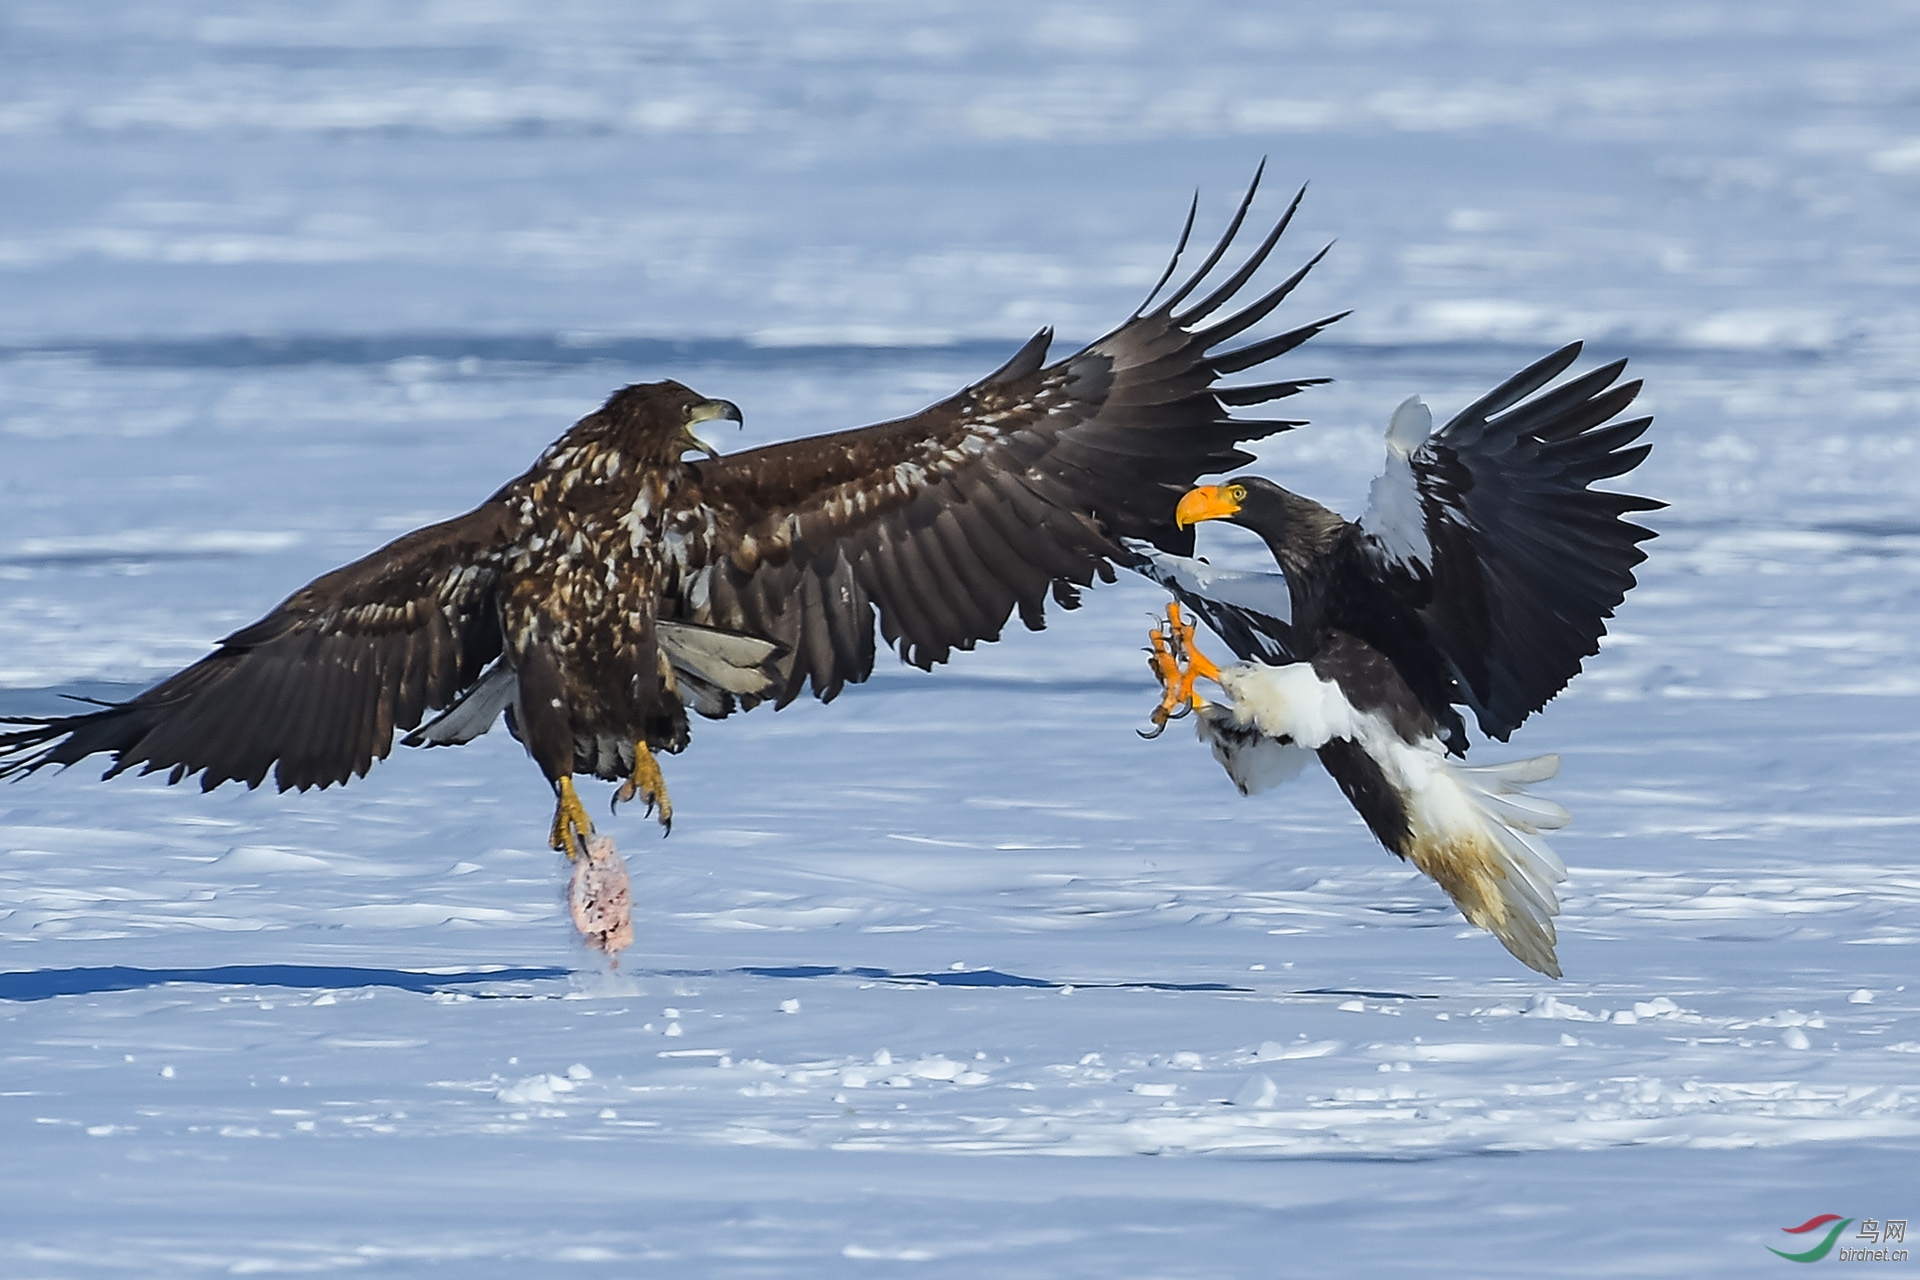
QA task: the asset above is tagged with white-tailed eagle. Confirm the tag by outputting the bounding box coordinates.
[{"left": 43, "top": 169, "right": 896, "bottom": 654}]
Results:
[{"left": 1, "top": 171, "right": 1344, "bottom": 871}]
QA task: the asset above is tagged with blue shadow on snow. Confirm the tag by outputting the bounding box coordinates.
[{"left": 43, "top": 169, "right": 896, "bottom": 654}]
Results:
[
  {"left": 735, "top": 965, "right": 1251, "bottom": 993},
  {"left": 0, "top": 964, "right": 569, "bottom": 1003},
  {"left": 0, "top": 965, "right": 1442, "bottom": 1002}
]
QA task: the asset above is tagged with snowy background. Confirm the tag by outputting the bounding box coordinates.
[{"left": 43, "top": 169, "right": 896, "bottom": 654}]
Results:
[{"left": 3, "top": 2, "right": 1919, "bottom": 1275}]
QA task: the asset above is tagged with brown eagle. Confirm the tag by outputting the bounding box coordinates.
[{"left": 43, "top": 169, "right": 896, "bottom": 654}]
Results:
[{"left": 0, "top": 172, "right": 1343, "bottom": 859}]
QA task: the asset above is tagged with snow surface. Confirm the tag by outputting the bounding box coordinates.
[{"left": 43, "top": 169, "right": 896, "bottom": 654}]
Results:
[{"left": 4, "top": 2, "right": 1920, "bottom": 1275}]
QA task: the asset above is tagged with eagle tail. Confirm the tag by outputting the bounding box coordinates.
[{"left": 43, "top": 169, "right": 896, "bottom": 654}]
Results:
[{"left": 1403, "top": 751, "right": 1570, "bottom": 979}]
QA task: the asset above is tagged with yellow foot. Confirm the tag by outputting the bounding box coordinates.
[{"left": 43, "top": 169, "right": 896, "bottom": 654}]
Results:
[
  {"left": 549, "top": 774, "right": 595, "bottom": 857},
  {"left": 613, "top": 740, "right": 673, "bottom": 835},
  {"left": 1140, "top": 602, "right": 1224, "bottom": 739},
  {"left": 1140, "top": 622, "right": 1189, "bottom": 738},
  {"left": 1166, "top": 602, "right": 1223, "bottom": 688}
]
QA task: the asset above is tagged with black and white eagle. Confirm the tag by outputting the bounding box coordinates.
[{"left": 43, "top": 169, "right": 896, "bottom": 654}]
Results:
[
  {"left": 0, "top": 172, "right": 1345, "bottom": 863},
  {"left": 1133, "top": 343, "right": 1660, "bottom": 977}
]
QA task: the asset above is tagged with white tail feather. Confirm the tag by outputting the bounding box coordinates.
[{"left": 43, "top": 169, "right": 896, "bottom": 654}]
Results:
[
  {"left": 1473, "top": 787, "right": 1572, "bottom": 834},
  {"left": 1195, "top": 659, "right": 1574, "bottom": 976},
  {"left": 1456, "top": 753, "right": 1562, "bottom": 787},
  {"left": 1410, "top": 750, "right": 1570, "bottom": 978}
]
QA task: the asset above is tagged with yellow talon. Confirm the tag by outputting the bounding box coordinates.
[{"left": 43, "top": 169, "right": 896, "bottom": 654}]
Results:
[
  {"left": 1142, "top": 603, "right": 1223, "bottom": 737},
  {"left": 550, "top": 775, "right": 595, "bottom": 857},
  {"left": 614, "top": 741, "right": 673, "bottom": 834},
  {"left": 1147, "top": 625, "right": 1183, "bottom": 692},
  {"left": 1166, "top": 602, "right": 1223, "bottom": 689}
]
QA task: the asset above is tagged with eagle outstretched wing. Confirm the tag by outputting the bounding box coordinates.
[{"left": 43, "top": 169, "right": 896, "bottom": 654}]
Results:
[
  {"left": 666, "top": 175, "right": 1343, "bottom": 707},
  {"left": 1355, "top": 342, "right": 1663, "bottom": 740},
  {"left": 0, "top": 506, "right": 510, "bottom": 791},
  {"left": 2, "top": 172, "right": 1342, "bottom": 797}
]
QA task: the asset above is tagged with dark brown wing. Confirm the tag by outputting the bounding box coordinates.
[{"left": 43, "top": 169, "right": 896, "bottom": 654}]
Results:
[
  {"left": 0, "top": 506, "right": 511, "bottom": 791},
  {"left": 664, "top": 172, "right": 1345, "bottom": 707}
]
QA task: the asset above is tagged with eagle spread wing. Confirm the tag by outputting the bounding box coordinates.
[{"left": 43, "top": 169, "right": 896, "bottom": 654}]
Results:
[
  {"left": 665, "top": 174, "right": 1342, "bottom": 707},
  {"left": 1140, "top": 346, "right": 1662, "bottom": 976},
  {"left": 1141, "top": 342, "right": 1661, "bottom": 742},
  {"left": 2, "top": 170, "right": 1342, "bottom": 804},
  {"left": 0, "top": 506, "right": 510, "bottom": 791},
  {"left": 1354, "top": 341, "right": 1662, "bottom": 739}
]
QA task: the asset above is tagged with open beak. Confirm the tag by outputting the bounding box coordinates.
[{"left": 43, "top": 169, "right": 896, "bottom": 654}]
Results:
[
  {"left": 1175, "top": 484, "right": 1242, "bottom": 529},
  {"left": 682, "top": 398, "right": 743, "bottom": 460}
]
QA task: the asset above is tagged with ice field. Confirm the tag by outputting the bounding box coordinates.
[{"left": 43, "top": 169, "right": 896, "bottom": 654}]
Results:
[{"left": 2, "top": 3, "right": 1919, "bottom": 1275}]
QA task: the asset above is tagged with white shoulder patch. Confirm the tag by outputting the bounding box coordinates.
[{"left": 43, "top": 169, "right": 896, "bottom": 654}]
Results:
[
  {"left": 1360, "top": 395, "right": 1433, "bottom": 569},
  {"left": 1385, "top": 394, "right": 1432, "bottom": 455}
]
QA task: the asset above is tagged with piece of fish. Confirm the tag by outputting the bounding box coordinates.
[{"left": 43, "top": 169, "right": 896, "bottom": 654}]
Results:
[{"left": 567, "top": 835, "right": 634, "bottom": 959}]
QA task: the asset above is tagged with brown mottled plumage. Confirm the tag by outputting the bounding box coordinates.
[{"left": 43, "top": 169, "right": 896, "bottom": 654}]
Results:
[{"left": 0, "top": 170, "right": 1345, "bottom": 855}]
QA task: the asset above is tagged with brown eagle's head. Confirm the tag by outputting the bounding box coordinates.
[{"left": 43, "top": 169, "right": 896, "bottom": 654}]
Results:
[{"left": 600, "top": 380, "right": 743, "bottom": 463}]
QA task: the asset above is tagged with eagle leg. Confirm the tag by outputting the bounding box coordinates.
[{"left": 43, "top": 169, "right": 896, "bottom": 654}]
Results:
[
  {"left": 1141, "top": 603, "right": 1222, "bottom": 738},
  {"left": 550, "top": 775, "right": 596, "bottom": 857},
  {"left": 613, "top": 740, "right": 673, "bottom": 835}
]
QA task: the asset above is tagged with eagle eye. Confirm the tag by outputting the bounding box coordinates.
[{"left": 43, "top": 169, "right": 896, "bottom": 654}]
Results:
[{"left": 1227, "top": 483, "right": 1248, "bottom": 504}]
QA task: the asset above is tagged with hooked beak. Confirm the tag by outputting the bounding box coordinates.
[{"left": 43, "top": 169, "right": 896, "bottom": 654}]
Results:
[
  {"left": 682, "top": 398, "right": 744, "bottom": 461},
  {"left": 1175, "top": 484, "right": 1242, "bottom": 530}
]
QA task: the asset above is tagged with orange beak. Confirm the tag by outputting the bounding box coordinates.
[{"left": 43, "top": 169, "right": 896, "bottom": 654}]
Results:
[{"left": 1175, "top": 484, "right": 1243, "bottom": 529}]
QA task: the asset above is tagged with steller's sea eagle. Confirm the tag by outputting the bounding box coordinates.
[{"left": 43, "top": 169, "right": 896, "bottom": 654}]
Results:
[
  {"left": 0, "top": 171, "right": 1344, "bottom": 869},
  {"left": 1132, "top": 343, "right": 1661, "bottom": 976}
]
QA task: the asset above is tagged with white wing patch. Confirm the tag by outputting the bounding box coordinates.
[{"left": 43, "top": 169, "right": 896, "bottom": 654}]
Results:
[
  {"left": 1121, "top": 540, "right": 1294, "bottom": 622},
  {"left": 1360, "top": 394, "right": 1433, "bottom": 570},
  {"left": 1385, "top": 393, "right": 1433, "bottom": 454}
]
